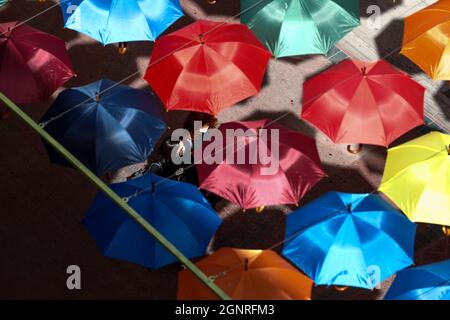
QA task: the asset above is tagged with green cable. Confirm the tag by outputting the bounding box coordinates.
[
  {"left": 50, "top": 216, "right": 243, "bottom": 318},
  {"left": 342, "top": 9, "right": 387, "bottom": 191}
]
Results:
[{"left": 0, "top": 92, "right": 231, "bottom": 300}]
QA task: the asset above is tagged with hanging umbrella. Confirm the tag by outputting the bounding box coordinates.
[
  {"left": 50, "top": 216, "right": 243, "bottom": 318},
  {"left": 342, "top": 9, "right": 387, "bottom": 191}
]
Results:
[
  {"left": 379, "top": 131, "right": 450, "bottom": 226},
  {"left": 385, "top": 259, "right": 450, "bottom": 300},
  {"left": 144, "top": 20, "right": 272, "bottom": 116},
  {"left": 240, "top": 0, "right": 360, "bottom": 58},
  {"left": 0, "top": 22, "right": 75, "bottom": 104},
  {"left": 177, "top": 248, "right": 313, "bottom": 300},
  {"left": 282, "top": 192, "right": 416, "bottom": 289},
  {"left": 196, "top": 119, "right": 326, "bottom": 210},
  {"left": 84, "top": 173, "right": 222, "bottom": 268},
  {"left": 59, "top": 0, "right": 183, "bottom": 45},
  {"left": 401, "top": 0, "right": 450, "bottom": 80},
  {"left": 40, "top": 79, "right": 167, "bottom": 176},
  {"left": 301, "top": 59, "right": 425, "bottom": 147}
]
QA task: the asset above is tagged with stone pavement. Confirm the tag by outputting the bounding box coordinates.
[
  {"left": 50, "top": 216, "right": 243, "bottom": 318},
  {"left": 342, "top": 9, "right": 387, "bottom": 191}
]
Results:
[{"left": 0, "top": 0, "right": 448, "bottom": 300}]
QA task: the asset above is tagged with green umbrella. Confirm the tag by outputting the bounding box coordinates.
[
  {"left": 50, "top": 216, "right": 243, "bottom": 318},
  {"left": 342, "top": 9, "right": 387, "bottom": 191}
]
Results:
[{"left": 241, "top": 0, "right": 360, "bottom": 58}]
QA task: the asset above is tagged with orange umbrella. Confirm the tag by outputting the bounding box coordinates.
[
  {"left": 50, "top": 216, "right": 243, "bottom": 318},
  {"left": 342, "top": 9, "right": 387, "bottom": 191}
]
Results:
[
  {"left": 177, "top": 248, "right": 313, "bottom": 300},
  {"left": 401, "top": 0, "right": 450, "bottom": 80}
]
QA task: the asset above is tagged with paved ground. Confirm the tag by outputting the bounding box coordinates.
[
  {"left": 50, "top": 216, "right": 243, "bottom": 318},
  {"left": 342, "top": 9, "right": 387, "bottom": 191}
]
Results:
[{"left": 0, "top": 0, "right": 449, "bottom": 300}]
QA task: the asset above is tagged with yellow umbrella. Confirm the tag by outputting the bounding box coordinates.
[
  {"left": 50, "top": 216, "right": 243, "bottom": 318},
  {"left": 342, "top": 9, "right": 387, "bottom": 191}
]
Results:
[
  {"left": 401, "top": 0, "right": 450, "bottom": 80},
  {"left": 379, "top": 131, "right": 450, "bottom": 226}
]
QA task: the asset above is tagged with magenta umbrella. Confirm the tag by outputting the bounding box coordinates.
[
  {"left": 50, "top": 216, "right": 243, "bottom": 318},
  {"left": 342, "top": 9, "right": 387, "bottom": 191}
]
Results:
[
  {"left": 0, "top": 22, "right": 75, "bottom": 108},
  {"left": 196, "top": 119, "right": 326, "bottom": 210}
]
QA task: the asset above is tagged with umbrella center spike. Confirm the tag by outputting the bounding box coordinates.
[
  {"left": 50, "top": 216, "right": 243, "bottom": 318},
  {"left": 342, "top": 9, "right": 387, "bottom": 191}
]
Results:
[
  {"left": 4, "top": 27, "right": 12, "bottom": 38},
  {"left": 244, "top": 258, "right": 249, "bottom": 271},
  {"left": 447, "top": 144, "right": 450, "bottom": 156},
  {"left": 94, "top": 92, "right": 100, "bottom": 102},
  {"left": 198, "top": 33, "right": 205, "bottom": 45},
  {"left": 361, "top": 67, "right": 367, "bottom": 77},
  {"left": 347, "top": 203, "right": 352, "bottom": 213}
]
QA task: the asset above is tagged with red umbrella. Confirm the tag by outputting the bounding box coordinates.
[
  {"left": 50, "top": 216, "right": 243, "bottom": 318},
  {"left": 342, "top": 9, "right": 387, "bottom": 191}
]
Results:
[
  {"left": 144, "top": 20, "right": 272, "bottom": 116},
  {"left": 0, "top": 22, "right": 75, "bottom": 105},
  {"left": 196, "top": 119, "right": 325, "bottom": 210},
  {"left": 301, "top": 59, "right": 425, "bottom": 147}
]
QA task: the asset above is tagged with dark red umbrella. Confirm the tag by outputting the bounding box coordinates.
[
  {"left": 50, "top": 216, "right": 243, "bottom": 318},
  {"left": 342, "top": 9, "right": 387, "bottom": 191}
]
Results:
[
  {"left": 144, "top": 20, "right": 272, "bottom": 116},
  {"left": 301, "top": 59, "right": 425, "bottom": 147},
  {"left": 196, "top": 119, "right": 325, "bottom": 210},
  {"left": 0, "top": 22, "right": 75, "bottom": 105}
]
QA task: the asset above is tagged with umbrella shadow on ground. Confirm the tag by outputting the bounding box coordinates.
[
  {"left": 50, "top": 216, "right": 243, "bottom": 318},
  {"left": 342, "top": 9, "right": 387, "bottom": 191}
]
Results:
[
  {"left": 188, "top": 0, "right": 241, "bottom": 18},
  {"left": 360, "top": 0, "right": 404, "bottom": 18},
  {"left": 280, "top": 54, "right": 324, "bottom": 67},
  {"left": 239, "top": 109, "right": 317, "bottom": 138},
  {"left": 301, "top": 162, "right": 377, "bottom": 205},
  {"left": 374, "top": 18, "right": 423, "bottom": 75},
  {"left": 433, "top": 82, "right": 450, "bottom": 122}
]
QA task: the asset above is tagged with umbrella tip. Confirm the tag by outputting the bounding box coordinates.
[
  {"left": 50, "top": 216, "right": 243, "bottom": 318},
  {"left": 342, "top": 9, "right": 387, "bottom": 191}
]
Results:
[
  {"left": 361, "top": 66, "right": 367, "bottom": 76},
  {"left": 198, "top": 33, "right": 205, "bottom": 45},
  {"left": 244, "top": 258, "right": 249, "bottom": 271},
  {"left": 447, "top": 144, "right": 450, "bottom": 155},
  {"left": 347, "top": 203, "right": 352, "bottom": 213},
  {"left": 95, "top": 92, "right": 100, "bottom": 102},
  {"left": 4, "top": 27, "right": 12, "bottom": 38}
]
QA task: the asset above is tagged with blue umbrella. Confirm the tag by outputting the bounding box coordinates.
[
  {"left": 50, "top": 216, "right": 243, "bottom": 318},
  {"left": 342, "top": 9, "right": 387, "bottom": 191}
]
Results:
[
  {"left": 84, "top": 174, "right": 222, "bottom": 268},
  {"left": 59, "top": 0, "right": 183, "bottom": 44},
  {"left": 282, "top": 192, "right": 416, "bottom": 289},
  {"left": 41, "top": 79, "right": 166, "bottom": 176},
  {"left": 385, "top": 259, "right": 450, "bottom": 300}
]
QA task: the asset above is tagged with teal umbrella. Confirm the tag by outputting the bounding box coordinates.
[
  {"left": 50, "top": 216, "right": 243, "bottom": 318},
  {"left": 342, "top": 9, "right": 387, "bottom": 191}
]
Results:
[{"left": 241, "top": 0, "right": 360, "bottom": 58}]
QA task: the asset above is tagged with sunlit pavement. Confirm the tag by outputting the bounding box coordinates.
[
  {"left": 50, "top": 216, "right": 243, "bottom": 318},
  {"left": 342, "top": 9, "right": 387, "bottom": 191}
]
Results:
[{"left": 0, "top": 0, "right": 448, "bottom": 299}]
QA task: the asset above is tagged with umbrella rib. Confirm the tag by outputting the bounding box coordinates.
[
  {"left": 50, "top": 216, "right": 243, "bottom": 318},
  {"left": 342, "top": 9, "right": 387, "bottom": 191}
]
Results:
[
  {"left": 413, "top": 156, "right": 449, "bottom": 219},
  {"left": 351, "top": 212, "right": 414, "bottom": 266},
  {"left": 152, "top": 197, "right": 205, "bottom": 253},
  {"left": 366, "top": 74, "right": 424, "bottom": 120},
  {"left": 381, "top": 146, "right": 446, "bottom": 187},
  {"left": 205, "top": 45, "right": 260, "bottom": 93},
  {"left": 3, "top": 40, "right": 41, "bottom": 95},
  {"left": 402, "top": 7, "right": 450, "bottom": 51}
]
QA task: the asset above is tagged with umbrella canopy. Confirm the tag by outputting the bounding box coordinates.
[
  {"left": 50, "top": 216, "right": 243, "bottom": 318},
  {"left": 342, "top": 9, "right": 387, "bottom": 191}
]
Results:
[
  {"left": 282, "top": 192, "right": 416, "bottom": 289},
  {"left": 301, "top": 59, "right": 425, "bottom": 147},
  {"left": 0, "top": 22, "right": 74, "bottom": 104},
  {"left": 84, "top": 174, "right": 222, "bottom": 269},
  {"left": 384, "top": 259, "right": 450, "bottom": 300},
  {"left": 379, "top": 131, "right": 450, "bottom": 226},
  {"left": 196, "top": 119, "right": 326, "bottom": 209},
  {"left": 41, "top": 79, "right": 167, "bottom": 176},
  {"left": 59, "top": 0, "right": 183, "bottom": 45},
  {"left": 240, "top": 0, "right": 360, "bottom": 58},
  {"left": 144, "top": 20, "right": 272, "bottom": 116},
  {"left": 401, "top": 0, "right": 450, "bottom": 80},
  {"left": 177, "top": 248, "right": 313, "bottom": 300}
]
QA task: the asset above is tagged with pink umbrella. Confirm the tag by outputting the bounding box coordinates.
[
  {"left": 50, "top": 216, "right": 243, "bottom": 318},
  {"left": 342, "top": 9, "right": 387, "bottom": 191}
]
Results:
[
  {"left": 0, "top": 22, "right": 75, "bottom": 111},
  {"left": 196, "top": 119, "right": 325, "bottom": 210}
]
